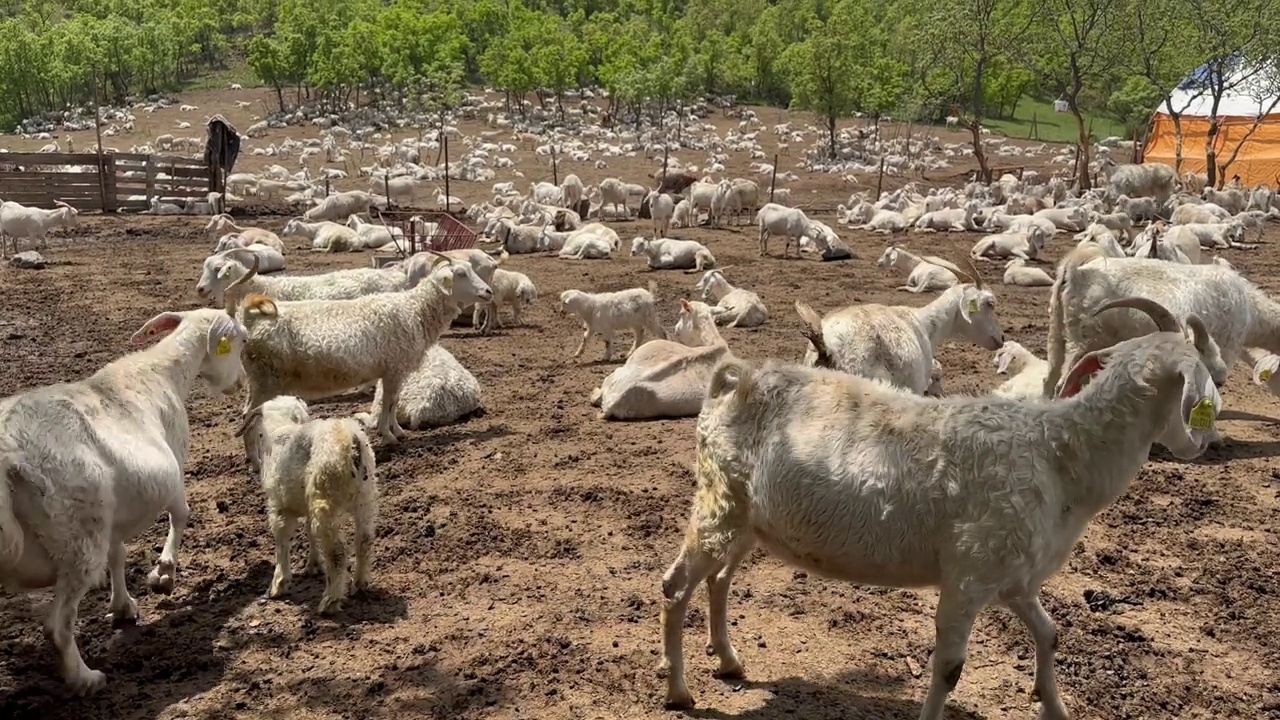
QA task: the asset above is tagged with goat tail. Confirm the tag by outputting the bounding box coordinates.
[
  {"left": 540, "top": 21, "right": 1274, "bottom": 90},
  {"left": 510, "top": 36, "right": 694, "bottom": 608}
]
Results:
[
  {"left": 707, "top": 357, "right": 756, "bottom": 403},
  {"left": 1044, "top": 245, "right": 1102, "bottom": 397},
  {"left": 241, "top": 293, "right": 279, "bottom": 323},
  {"left": 0, "top": 457, "right": 24, "bottom": 565},
  {"left": 350, "top": 425, "right": 376, "bottom": 485}
]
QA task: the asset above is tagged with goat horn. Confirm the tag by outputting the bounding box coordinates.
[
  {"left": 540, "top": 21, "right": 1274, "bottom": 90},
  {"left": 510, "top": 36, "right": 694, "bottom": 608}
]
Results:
[
  {"left": 963, "top": 255, "right": 985, "bottom": 289},
  {"left": 1094, "top": 297, "right": 1182, "bottom": 334},
  {"left": 232, "top": 404, "right": 265, "bottom": 438},
  {"left": 224, "top": 253, "right": 260, "bottom": 296}
]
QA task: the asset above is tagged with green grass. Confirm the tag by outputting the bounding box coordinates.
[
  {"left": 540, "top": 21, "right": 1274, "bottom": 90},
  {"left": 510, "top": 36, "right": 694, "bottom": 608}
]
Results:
[
  {"left": 982, "top": 97, "right": 1126, "bottom": 144},
  {"left": 182, "top": 63, "right": 258, "bottom": 93}
]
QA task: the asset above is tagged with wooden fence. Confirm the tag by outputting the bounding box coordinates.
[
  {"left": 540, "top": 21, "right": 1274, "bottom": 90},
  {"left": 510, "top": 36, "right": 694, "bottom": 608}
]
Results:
[{"left": 0, "top": 151, "right": 213, "bottom": 212}]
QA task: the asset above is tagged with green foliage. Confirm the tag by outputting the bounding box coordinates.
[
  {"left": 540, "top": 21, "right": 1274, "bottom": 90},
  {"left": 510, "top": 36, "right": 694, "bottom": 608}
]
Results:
[{"left": 4, "top": 0, "right": 1280, "bottom": 153}]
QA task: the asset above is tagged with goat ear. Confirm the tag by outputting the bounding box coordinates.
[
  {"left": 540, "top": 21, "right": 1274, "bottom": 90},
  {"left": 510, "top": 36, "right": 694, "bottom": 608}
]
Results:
[
  {"left": 679, "top": 298, "right": 691, "bottom": 313},
  {"left": 132, "top": 312, "right": 184, "bottom": 344},
  {"left": 1253, "top": 354, "right": 1280, "bottom": 385},
  {"left": 995, "top": 351, "right": 1012, "bottom": 375},
  {"left": 1058, "top": 351, "right": 1107, "bottom": 398}
]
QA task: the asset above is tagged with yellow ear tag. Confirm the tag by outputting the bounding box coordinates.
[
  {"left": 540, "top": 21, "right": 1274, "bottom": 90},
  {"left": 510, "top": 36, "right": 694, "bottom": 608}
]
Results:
[
  {"left": 215, "top": 336, "right": 232, "bottom": 356},
  {"left": 1188, "top": 398, "right": 1215, "bottom": 431},
  {"left": 1261, "top": 369, "right": 1273, "bottom": 382},
  {"left": 441, "top": 274, "right": 454, "bottom": 289},
  {"left": 967, "top": 299, "right": 979, "bottom": 314}
]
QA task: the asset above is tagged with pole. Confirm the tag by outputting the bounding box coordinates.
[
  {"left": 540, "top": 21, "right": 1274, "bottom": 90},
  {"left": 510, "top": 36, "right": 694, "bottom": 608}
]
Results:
[
  {"left": 93, "top": 69, "right": 108, "bottom": 212},
  {"left": 384, "top": 171, "right": 391, "bottom": 211},
  {"left": 551, "top": 146, "right": 558, "bottom": 185},
  {"left": 443, "top": 136, "right": 451, "bottom": 212},
  {"left": 876, "top": 153, "right": 887, "bottom": 198},
  {"left": 769, "top": 154, "right": 778, "bottom": 203}
]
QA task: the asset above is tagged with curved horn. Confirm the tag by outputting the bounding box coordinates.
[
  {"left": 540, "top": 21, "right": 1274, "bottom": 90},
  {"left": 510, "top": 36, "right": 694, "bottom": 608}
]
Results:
[
  {"left": 963, "top": 255, "right": 985, "bottom": 289},
  {"left": 232, "top": 404, "right": 266, "bottom": 438},
  {"left": 224, "top": 253, "right": 260, "bottom": 296},
  {"left": 53, "top": 200, "right": 71, "bottom": 209},
  {"left": 1093, "top": 297, "right": 1182, "bottom": 334}
]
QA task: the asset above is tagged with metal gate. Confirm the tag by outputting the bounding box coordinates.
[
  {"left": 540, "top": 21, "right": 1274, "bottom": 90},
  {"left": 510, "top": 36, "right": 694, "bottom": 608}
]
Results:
[{"left": 369, "top": 209, "right": 477, "bottom": 256}]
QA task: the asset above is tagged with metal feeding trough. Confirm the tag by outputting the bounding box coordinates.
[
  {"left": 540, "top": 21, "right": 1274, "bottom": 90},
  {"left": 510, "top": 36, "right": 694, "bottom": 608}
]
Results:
[{"left": 367, "top": 209, "right": 478, "bottom": 268}]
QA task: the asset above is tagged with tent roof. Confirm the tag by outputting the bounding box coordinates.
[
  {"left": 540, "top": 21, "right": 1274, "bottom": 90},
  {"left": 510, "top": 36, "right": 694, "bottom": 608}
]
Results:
[{"left": 1157, "top": 54, "right": 1280, "bottom": 118}]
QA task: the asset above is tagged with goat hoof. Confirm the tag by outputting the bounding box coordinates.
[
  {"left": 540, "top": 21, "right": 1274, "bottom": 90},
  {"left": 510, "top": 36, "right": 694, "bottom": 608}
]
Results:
[
  {"left": 713, "top": 660, "right": 746, "bottom": 679},
  {"left": 664, "top": 690, "right": 696, "bottom": 710},
  {"left": 106, "top": 597, "right": 140, "bottom": 625},
  {"left": 70, "top": 669, "right": 107, "bottom": 695},
  {"left": 318, "top": 596, "right": 344, "bottom": 615},
  {"left": 147, "top": 568, "right": 175, "bottom": 595}
]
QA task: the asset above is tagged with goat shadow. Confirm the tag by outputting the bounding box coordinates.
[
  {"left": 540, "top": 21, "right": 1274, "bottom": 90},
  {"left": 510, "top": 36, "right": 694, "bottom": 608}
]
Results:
[
  {"left": 684, "top": 668, "right": 987, "bottom": 720},
  {"left": 0, "top": 562, "right": 276, "bottom": 720}
]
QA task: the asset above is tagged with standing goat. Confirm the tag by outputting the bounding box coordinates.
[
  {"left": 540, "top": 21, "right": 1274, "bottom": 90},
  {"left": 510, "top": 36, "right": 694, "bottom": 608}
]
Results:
[
  {"left": 0, "top": 309, "right": 248, "bottom": 692},
  {"left": 660, "top": 298, "right": 1221, "bottom": 718},
  {"left": 234, "top": 396, "right": 377, "bottom": 614},
  {"left": 234, "top": 252, "right": 492, "bottom": 460}
]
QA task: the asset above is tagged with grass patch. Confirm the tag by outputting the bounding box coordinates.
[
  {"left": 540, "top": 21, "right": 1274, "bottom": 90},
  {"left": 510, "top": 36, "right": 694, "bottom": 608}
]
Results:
[
  {"left": 982, "top": 96, "right": 1126, "bottom": 144},
  {"left": 182, "top": 63, "right": 258, "bottom": 93}
]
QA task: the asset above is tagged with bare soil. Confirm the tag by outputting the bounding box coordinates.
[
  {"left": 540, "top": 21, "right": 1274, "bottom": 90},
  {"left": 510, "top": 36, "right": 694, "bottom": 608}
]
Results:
[{"left": 0, "top": 88, "right": 1277, "bottom": 720}]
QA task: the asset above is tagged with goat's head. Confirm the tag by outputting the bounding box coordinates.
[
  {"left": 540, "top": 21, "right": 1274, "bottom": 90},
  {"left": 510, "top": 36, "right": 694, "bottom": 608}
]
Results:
[
  {"left": 131, "top": 308, "right": 248, "bottom": 394},
  {"left": 952, "top": 258, "right": 1003, "bottom": 351},
  {"left": 1059, "top": 297, "right": 1222, "bottom": 459}
]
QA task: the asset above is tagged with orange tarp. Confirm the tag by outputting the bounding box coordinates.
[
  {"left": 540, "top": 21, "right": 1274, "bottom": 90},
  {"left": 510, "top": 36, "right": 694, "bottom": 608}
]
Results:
[{"left": 1144, "top": 113, "right": 1280, "bottom": 185}]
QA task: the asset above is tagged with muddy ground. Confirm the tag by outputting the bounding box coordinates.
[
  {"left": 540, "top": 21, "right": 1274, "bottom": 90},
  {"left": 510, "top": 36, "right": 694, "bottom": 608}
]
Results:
[{"left": 0, "top": 88, "right": 1278, "bottom": 719}]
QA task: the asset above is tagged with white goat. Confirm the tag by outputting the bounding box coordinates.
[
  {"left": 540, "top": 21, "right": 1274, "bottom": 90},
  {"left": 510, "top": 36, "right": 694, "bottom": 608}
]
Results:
[
  {"left": 204, "top": 214, "right": 284, "bottom": 252},
  {"left": 631, "top": 236, "right": 715, "bottom": 272},
  {"left": 0, "top": 308, "right": 247, "bottom": 692},
  {"left": 876, "top": 246, "right": 960, "bottom": 293},
  {"left": 991, "top": 340, "right": 1049, "bottom": 398},
  {"left": 660, "top": 304, "right": 1221, "bottom": 717},
  {"left": 1002, "top": 258, "right": 1055, "bottom": 287},
  {"left": 590, "top": 299, "right": 731, "bottom": 420},
  {"left": 694, "top": 269, "right": 767, "bottom": 327},
  {"left": 796, "top": 268, "right": 1003, "bottom": 394},
  {"left": 234, "top": 253, "right": 492, "bottom": 454},
  {"left": 357, "top": 345, "right": 483, "bottom": 430},
  {"left": 0, "top": 200, "right": 79, "bottom": 250},
  {"left": 233, "top": 396, "right": 377, "bottom": 614},
  {"left": 560, "top": 285, "right": 664, "bottom": 361}
]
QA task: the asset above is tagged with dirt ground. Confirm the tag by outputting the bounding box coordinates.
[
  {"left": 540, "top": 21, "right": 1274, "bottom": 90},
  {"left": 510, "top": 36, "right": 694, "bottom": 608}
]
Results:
[{"left": 1, "top": 88, "right": 1278, "bottom": 720}]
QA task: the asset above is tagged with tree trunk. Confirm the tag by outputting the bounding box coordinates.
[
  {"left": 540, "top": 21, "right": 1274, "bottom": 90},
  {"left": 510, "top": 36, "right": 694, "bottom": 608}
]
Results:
[
  {"left": 1073, "top": 109, "right": 1091, "bottom": 190},
  {"left": 1216, "top": 96, "right": 1280, "bottom": 181},
  {"left": 969, "top": 121, "right": 990, "bottom": 183},
  {"left": 1205, "top": 116, "right": 1219, "bottom": 188},
  {"left": 827, "top": 114, "right": 837, "bottom": 160}
]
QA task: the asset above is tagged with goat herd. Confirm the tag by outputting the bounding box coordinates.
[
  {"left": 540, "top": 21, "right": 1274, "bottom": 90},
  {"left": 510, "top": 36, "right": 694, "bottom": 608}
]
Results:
[{"left": 3, "top": 119, "right": 1279, "bottom": 719}]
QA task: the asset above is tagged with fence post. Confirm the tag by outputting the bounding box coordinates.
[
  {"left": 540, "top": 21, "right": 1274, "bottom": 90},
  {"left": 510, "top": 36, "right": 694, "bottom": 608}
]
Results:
[
  {"left": 145, "top": 155, "right": 156, "bottom": 202},
  {"left": 104, "top": 156, "right": 117, "bottom": 212},
  {"left": 551, "top": 146, "right": 558, "bottom": 185},
  {"left": 325, "top": 177, "right": 330, "bottom": 197},
  {"left": 875, "top": 153, "right": 887, "bottom": 198},
  {"left": 769, "top": 155, "right": 778, "bottom": 203},
  {"left": 384, "top": 171, "right": 392, "bottom": 211},
  {"left": 443, "top": 136, "right": 451, "bottom": 212}
]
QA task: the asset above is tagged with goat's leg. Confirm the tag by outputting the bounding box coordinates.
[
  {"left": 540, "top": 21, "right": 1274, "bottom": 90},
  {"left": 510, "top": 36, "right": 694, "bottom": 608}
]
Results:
[
  {"left": 311, "top": 508, "right": 349, "bottom": 615},
  {"left": 301, "top": 520, "right": 321, "bottom": 575},
  {"left": 602, "top": 330, "right": 616, "bottom": 362},
  {"left": 353, "top": 488, "right": 377, "bottom": 592},
  {"left": 376, "top": 376, "right": 404, "bottom": 443},
  {"left": 1006, "top": 594, "right": 1069, "bottom": 720},
  {"left": 147, "top": 489, "right": 189, "bottom": 595},
  {"left": 627, "top": 327, "right": 644, "bottom": 358},
  {"left": 268, "top": 511, "right": 298, "bottom": 598},
  {"left": 917, "top": 589, "right": 984, "bottom": 720},
  {"left": 704, "top": 536, "right": 755, "bottom": 678},
  {"left": 660, "top": 543, "right": 723, "bottom": 710},
  {"left": 105, "top": 541, "right": 139, "bottom": 623},
  {"left": 572, "top": 325, "right": 590, "bottom": 358},
  {"left": 47, "top": 571, "right": 104, "bottom": 694}
]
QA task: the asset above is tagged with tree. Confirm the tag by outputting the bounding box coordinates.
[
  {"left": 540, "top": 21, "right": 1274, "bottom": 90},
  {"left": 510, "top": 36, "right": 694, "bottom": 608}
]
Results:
[
  {"left": 1177, "top": 0, "right": 1280, "bottom": 186},
  {"left": 1021, "top": 0, "right": 1128, "bottom": 189},
  {"left": 911, "top": 0, "right": 1033, "bottom": 181},
  {"left": 1126, "top": 2, "right": 1200, "bottom": 173}
]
